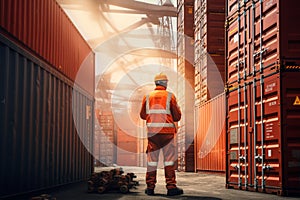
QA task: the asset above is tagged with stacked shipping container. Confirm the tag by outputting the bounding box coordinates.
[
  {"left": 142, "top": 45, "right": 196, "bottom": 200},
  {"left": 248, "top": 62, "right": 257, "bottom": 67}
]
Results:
[
  {"left": 226, "top": 0, "right": 300, "bottom": 195},
  {"left": 177, "top": 0, "right": 195, "bottom": 172},
  {"left": 0, "top": 0, "right": 95, "bottom": 198},
  {"left": 194, "top": 0, "right": 226, "bottom": 172},
  {"left": 94, "top": 110, "right": 115, "bottom": 166},
  {"left": 194, "top": 0, "right": 226, "bottom": 104}
]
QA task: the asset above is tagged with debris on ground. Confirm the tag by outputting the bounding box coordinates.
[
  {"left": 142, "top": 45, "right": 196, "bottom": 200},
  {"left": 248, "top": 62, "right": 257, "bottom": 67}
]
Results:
[
  {"left": 87, "top": 168, "right": 139, "bottom": 194},
  {"left": 31, "top": 194, "right": 56, "bottom": 200}
]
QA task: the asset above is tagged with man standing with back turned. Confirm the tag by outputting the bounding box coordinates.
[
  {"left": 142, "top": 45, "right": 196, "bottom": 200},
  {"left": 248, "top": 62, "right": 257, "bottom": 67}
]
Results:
[{"left": 140, "top": 72, "right": 183, "bottom": 196}]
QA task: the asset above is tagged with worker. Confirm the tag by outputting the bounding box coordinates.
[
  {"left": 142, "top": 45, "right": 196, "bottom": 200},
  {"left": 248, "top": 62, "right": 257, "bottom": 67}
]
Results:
[{"left": 140, "top": 72, "right": 183, "bottom": 196}]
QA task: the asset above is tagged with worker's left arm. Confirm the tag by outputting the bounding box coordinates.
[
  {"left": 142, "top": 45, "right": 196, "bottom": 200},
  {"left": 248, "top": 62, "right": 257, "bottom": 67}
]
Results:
[{"left": 170, "top": 94, "right": 181, "bottom": 122}]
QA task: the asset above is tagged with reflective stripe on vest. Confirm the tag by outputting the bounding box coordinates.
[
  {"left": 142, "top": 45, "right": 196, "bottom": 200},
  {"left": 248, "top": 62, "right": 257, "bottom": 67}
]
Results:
[
  {"left": 146, "top": 92, "right": 173, "bottom": 128},
  {"left": 148, "top": 161, "right": 158, "bottom": 166},
  {"left": 164, "top": 161, "right": 174, "bottom": 166},
  {"left": 146, "top": 123, "right": 175, "bottom": 128},
  {"left": 146, "top": 92, "right": 172, "bottom": 115}
]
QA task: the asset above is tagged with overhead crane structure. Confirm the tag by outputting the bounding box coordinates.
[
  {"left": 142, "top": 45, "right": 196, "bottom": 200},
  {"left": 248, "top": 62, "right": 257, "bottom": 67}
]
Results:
[
  {"left": 57, "top": 0, "right": 177, "bottom": 50},
  {"left": 58, "top": 0, "right": 177, "bottom": 111}
]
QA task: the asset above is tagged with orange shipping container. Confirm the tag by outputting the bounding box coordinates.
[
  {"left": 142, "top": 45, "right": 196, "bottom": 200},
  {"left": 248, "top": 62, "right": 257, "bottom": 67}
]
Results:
[
  {"left": 116, "top": 127, "right": 146, "bottom": 167},
  {"left": 195, "top": 93, "right": 226, "bottom": 172}
]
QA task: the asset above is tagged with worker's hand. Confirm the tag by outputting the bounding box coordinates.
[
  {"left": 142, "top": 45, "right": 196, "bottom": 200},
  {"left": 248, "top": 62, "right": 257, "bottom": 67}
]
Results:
[{"left": 174, "top": 122, "right": 178, "bottom": 133}]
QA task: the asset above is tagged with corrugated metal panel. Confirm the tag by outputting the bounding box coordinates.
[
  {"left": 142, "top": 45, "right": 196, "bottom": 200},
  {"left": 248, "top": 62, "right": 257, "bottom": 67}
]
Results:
[
  {"left": 194, "top": 0, "right": 225, "bottom": 104},
  {"left": 195, "top": 52, "right": 225, "bottom": 104},
  {"left": 94, "top": 110, "right": 115, "bottom": 166},
  {"left": 280, "top": 0, "right": 300, "bottom": 63},
  {"left": 195, "top": 93, "right": 226, "bottom": 172},
  {"left": 226, "top": 0, "right": 300, "bottom": 195},
  {"left": 226, "top": 71, "right": 300, "bottom": 195},
  {"left": 226, "top": 0, "right": 247, "bottom": 18},
  {"left": 116, "top": 127, "right": 146, "bottom": 167},
  {"left": 177, "top": 0, "right": 195, "bottom": 172},
  {"left": 281, "top": 72, "right": 300, "bottom": 193},
  {"left": 0, "top": 34, "right": 94, "bottom": 198},
  {"left": 226, "top": 0, "right": 300, "bottom": 102},
  {"left": 0, "top": 0, "right": 94, "bottom": 95},
  {"left": 225, "top": 0, "right": 300, "bottom": 85}
]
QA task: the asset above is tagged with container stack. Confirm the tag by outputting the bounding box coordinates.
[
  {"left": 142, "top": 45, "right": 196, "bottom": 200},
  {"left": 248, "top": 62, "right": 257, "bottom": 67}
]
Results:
[
  {"left": 193, "top": 0, "right": 226, "bottom": 172},
  {"left": 225, "top": 0, "right": 300, "bottom": 195},
  {"left": 194, "top": 0, "right": 226, "bottom": 105},
  {"left": 94, "top": 110, "right": 115, "bottom": 167},
  {"left": 177, "top": 0, "right": 195, "bottom": 172},
  {"left": 0, "top": 0, "right": 95, "bottom": 198}
]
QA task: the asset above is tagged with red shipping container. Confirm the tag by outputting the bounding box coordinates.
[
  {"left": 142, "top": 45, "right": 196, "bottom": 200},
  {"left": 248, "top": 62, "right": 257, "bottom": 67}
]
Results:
[
  {"left": 226, "top": 0, "right": 300, "bottom": 85},
  {"left": 226, "top": 71, "right": 300, "bottom": 195},
  {"left": 226, "top": 0, "right": 300, "bottom": 195},
  {"left": 227, "top": 0, "right": 247, "bottom": 18},
  {"left": 194, "top": 0, "right": 225, "bottom": 104},
  {"left": 177, "top": 0, "right": 196, "bottom": 172},
  {"left": 0, "top": 0, "right": 94, "bottom": 95}
]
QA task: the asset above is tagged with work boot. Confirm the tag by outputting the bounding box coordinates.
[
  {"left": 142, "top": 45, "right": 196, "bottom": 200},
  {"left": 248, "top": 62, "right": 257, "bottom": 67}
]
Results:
[
  {"left": 167, "top": 187, "right": 183, "bottom": 196},
  {"left": 145, "top": 188, "right": 155, "bottom": 196}
]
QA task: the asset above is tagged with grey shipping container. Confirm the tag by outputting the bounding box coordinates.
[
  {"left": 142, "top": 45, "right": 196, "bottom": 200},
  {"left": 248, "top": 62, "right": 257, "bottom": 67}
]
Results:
[{"left": 0, "top": 33, "right": 94, "bottom": 198}]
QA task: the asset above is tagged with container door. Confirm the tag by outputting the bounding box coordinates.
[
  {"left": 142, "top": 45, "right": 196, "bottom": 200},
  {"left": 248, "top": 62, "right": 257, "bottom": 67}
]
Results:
[
  {"left": 227, "top": 73, "right": 281, "bottom": 192},
  {"left": 250, "top": 74, "right": 281, "bottom": 192},
  {"left": 227, "top": 83, "right": 249, "bottom": 189}
]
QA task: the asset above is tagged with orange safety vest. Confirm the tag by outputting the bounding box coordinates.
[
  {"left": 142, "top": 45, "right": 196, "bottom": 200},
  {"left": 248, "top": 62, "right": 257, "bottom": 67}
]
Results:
[{"left": 140, "top": 86, "right": 181, "bottom": 134}]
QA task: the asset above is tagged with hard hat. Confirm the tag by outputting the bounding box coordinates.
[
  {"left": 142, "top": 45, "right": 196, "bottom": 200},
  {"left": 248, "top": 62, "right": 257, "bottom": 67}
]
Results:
[{"left": 154, "top": 73, "right": 168, "bottom": 82}]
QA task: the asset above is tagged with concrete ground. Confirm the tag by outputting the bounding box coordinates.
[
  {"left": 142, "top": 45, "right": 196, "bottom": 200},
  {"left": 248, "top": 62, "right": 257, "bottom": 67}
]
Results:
[{"left": 47, "top": 166, "right": 299, "bottom": 200}]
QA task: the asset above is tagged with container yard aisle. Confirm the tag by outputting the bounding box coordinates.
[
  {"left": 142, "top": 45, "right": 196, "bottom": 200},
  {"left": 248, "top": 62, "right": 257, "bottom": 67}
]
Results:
[
  {"left": 2, "top": 0, "right": 300, "bottom": 199},
  {"left": 49, "top": 167, "right": 298, "bottom": 200}
]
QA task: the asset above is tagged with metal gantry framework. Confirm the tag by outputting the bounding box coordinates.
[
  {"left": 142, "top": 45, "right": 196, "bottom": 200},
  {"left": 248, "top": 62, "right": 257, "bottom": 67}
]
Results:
[{"left": 58, "top": 0, "right": 177, "bottom": 99}]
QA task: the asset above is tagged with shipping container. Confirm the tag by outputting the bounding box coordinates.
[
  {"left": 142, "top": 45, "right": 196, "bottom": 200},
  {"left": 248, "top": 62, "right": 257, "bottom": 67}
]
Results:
[
  {"left": 226, "top": 0, "right": 300, "bottom": 85},
  {"left": 94, "top": 110, "right": 116, "bottom": 166},
  {"left": 116, "top": 127, "right": 138, "bottom": 166},
  {"left": 0, "top": 0, "right": 94, "bottom": 95},
  {"left": 226, "top": 0, "right": 247, "bottom": 18},
  {"left": 177, "top": 0, "right": 195, "bottom": 172},
  {"left": 226, "top": 71, "right": 300, "bottom": 195},
  {"left": 194, "top": 0, "right": 225, "bottom": 104},
  {"left": 0, "top": 33, "right": 94, "bottom": 198},
  {"left": 226, "top": 0, "right": 300, "bottom": 195},
  {"left": 116, "top": 124, "right": 147, "bottom": 167},
  {"left": 195, "top": 93, "right": 226, "bottom": 172}
]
